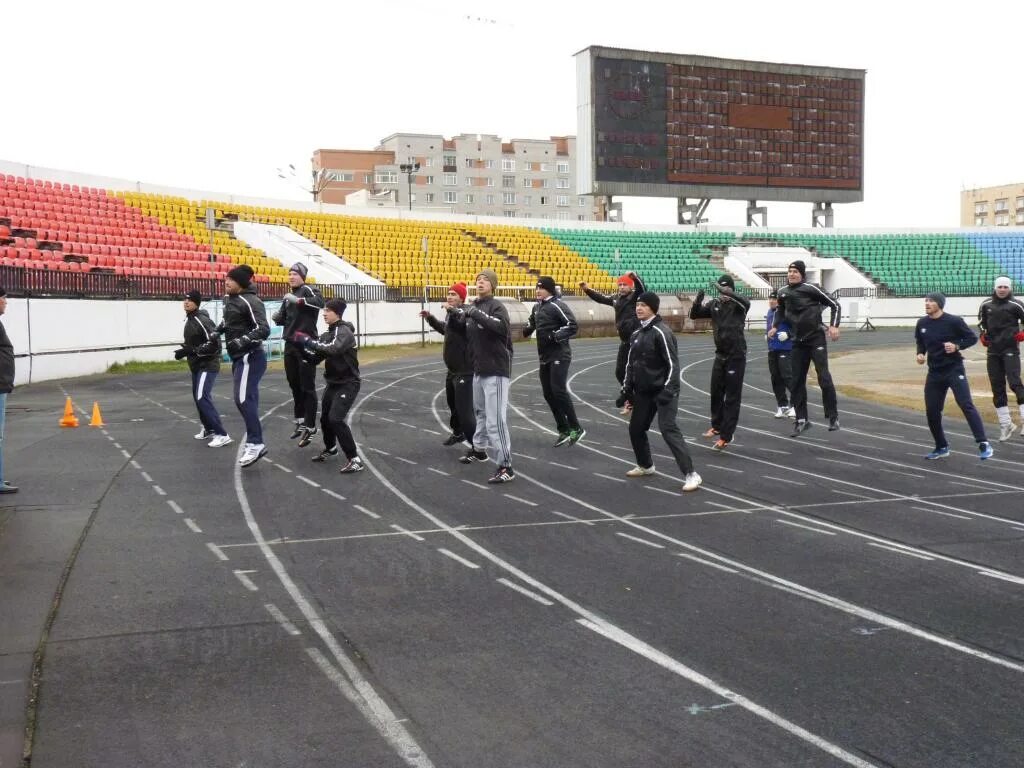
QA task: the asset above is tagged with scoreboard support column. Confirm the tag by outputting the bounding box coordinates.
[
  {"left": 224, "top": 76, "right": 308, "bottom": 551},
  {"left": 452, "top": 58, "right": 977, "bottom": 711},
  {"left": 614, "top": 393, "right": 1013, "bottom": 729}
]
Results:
[
  {"left": 812, "top": 202, "right": 835, "bottom": 228},
  {"left": 677, "top": 197, "right": 710, "bottom": 226},
  {"left": 746, "top": 200, "right": 768, "bottom": 227}
]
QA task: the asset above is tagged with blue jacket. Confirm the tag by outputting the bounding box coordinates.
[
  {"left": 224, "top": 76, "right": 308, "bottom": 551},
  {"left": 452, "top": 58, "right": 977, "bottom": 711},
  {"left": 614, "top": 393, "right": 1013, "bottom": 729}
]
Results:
[{"left": 766, "top": 307, "right": 793, "bottom": 352}]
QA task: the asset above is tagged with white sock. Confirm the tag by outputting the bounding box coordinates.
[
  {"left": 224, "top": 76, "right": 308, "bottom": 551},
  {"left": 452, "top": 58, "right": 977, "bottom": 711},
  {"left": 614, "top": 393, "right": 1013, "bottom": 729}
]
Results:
[
  {"left": 1018, "top": 404, "right": 1024, "bottom": 423},
  {"left": 996, "top": 406, "right": 1011, "bottom": 426}
]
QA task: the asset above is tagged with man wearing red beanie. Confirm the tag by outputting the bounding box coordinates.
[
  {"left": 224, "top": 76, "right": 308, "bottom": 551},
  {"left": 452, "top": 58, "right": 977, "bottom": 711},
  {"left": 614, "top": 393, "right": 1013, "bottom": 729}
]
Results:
[
  {"left": 420, "top": 282, "right": 475, "bottom": 446},
  {"left": 580, "top": 270, "right": 645, "bottom": 410}
]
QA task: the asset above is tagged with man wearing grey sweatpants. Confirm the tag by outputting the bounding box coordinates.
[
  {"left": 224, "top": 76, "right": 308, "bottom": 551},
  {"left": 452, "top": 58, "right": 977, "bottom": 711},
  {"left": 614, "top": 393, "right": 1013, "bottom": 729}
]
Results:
[{"left": 457, "top": 268, "right": 515, "bottom": 483}]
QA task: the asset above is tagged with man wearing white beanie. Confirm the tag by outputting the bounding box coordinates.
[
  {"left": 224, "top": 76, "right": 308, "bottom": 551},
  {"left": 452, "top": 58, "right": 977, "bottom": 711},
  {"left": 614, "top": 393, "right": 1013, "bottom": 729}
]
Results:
[{"left": 978, "top": 275, "right": 1024, "bottom": 441}]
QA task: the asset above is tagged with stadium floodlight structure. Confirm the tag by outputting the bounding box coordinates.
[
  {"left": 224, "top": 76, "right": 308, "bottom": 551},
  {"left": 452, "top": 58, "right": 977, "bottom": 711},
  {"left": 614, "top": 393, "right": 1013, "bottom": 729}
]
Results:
[
  {"left": 276, "top": 164, "right": 331, "bottom": 202},
  {"left": 575, "top": 46, "right": 866, "bottom": 227},
  {"left": 399, "top": 161, "right": 420, "bottom": 211}
]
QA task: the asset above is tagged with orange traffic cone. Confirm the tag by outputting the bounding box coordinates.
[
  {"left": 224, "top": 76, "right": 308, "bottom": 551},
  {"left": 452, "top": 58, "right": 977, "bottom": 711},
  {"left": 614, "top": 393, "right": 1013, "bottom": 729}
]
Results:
[
  {"left": 59, "top": 397, "right": 80, "bottom": 428},
  {"left": 89, "top": 402, "right": 105, "bottom": 427}
]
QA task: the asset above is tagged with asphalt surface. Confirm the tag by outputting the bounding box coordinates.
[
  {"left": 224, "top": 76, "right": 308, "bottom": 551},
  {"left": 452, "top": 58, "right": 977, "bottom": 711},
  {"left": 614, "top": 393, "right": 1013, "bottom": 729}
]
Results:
[{"left": 2, "top": 329, "right": 1023, "bottom": 768}]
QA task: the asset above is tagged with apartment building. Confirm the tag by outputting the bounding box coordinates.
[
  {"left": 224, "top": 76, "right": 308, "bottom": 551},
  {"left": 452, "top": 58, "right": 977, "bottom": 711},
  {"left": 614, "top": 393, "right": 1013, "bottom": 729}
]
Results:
[{"left": 961, "top": 183, "right": 1024, "bottom": 227}]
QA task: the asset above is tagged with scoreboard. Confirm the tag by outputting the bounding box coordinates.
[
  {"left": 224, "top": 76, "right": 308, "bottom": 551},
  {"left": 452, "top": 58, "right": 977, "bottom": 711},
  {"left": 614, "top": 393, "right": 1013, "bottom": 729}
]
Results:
[{"left": 576, "top": 46, "right": 865, "bottom": 203}]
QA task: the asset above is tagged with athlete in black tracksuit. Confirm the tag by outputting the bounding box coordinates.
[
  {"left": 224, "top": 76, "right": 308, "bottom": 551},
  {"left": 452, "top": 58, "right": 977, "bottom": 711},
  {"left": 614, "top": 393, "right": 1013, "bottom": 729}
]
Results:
[
  {"left": 689, "top": 275, "right": 750, "bottom": 447},
  {"left": 977, "top": 277, "right": 1024, "bottom": 439},
  {"left": 581, "top": 271, "right": 645, "bottom": 388},
  {"left": 176, "top": 291, "right": 228, "bottom": 441},
  {"left": 523, "top": 277, "right": 582, "bottom": 444},
  {"left": 295, "top": 298, "right": 364, "bottom": 473},
  {"left": 272, "top": 264, "right": 324, "bottom": 445},
  {"left": 619, "top": 292, "right": 701, "bottom": 491},
  {"left": 422, "top": 283, "right": 475, "bottom": 446},
  {"left": 770, "top": 260, "right": 841, "bottom": 435}
]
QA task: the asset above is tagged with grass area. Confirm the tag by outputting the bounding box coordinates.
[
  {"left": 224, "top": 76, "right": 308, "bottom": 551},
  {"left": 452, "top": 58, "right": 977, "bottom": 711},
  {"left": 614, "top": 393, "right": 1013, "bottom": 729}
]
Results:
[{"left": 107, "top": 359, "right": 191, "bottom": 374}]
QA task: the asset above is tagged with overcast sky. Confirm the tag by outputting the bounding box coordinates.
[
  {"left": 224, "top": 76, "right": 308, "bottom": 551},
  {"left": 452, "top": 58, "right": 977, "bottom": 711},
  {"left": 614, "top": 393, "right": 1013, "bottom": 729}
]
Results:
[{"left": 7, "top": 1, "right": 1024, "bottom": 228}]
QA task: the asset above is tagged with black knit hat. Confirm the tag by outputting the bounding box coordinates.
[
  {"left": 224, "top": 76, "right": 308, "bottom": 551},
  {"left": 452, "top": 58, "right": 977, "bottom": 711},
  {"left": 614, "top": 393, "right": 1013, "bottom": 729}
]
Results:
[
  {"left": 768, "top": 289, "right": 779, "bottom": 299},
  {"left": 716, "top": 274, "right": 734, "bottom": 290},
  {"left": 184, "top": 290, "right": 202, "bottom": 305},
  {"left": 289, "top": 262, "right": 308, "bottom": 279},
  {"left": 226, "top": 264, "right": 254, "bottom": 289},
  {"left": 536, "top": 276, "right": 557, "bottom": 294},
  {"left": 788, "top": 260, "right": 806, "bottom": 278},
  {"left": 325, "top": 297, "right": 347, "bottom": 316},
  {"left": 636, "top": 290, "right": 660, "bottom": 313},
  {"left": 925, "top": 291, "right": 946, "bottom": 309}
]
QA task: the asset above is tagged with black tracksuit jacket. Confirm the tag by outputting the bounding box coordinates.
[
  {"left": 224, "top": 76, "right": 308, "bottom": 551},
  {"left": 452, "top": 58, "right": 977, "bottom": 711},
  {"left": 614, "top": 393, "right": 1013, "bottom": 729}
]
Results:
[
  {"left": 978, "top": 293, "right": 1024, "bottom": 354},
  {"left": 772, "top": 281, "right": 841, "bottom": 342},
  {"left": 689, "top": 288, "right": 750, "bottom": 356},
  {"left": 465, "top": 295, "right": 513, "bottom": 377},
  {"left": 425, "top": 309, "right": 473, "bottom": 375},
  {"left": 524, "top": 296, "right": 578, "bottom": 362},
  {"left": 624, "top": 315, "right": 680, "bottom": 397},
  {"left": 305, "top": 320, "right": 360, "bottom": 385},
  {"left": 182, "top": 309, "right": 221, "bottom": 373},
  {"left": 218, "top": 289, "right": 271, "bottom": 360},
  {"left": 583, "top": 273, "right": 647, "bottom": 342},
  {"left": 272, "top": 283, "right": 324, "bottom": 347}
]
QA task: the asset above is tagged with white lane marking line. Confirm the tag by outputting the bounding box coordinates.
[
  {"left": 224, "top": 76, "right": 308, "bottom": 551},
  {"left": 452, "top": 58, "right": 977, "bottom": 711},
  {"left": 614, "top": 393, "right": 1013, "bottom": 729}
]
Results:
[
  {"left": 496, "top": 577, "right": 554, "bottom": 606},
  {"left": 390, "top": 524, "right": 425, "bottom": 541},
  {"left": 910, "top": 506, "right": 972, "bottom": 521},
  {"left": 120, "top": 449, "right": 131, "bottom": 459},
  {"left": 616, "top": 532, "right": 666, "bottom": 549},
  {"left": 321, "top": 488, "right": 347, "bottom": 501},
  {"left": 206, "top": 542, "right": 229, "bottom": 561},
  {"left": 644, "top": 485, "right": 682, "bottom": 497},
  {"left": 265, "top": 603, "right": 302, "bottom": 636},
  {"left": 511, "top": 425, "right": 532, "bottom": 431},
  {"left": 427, "top": 467, "right": 450, "bottom": 476},
  {"left": 876, "top": 467, "right": 925, "bottom": 479},
  {"left": 818, "top": 457, "right": 861, "bottom": 468},
  {"left": 752, "top": 447, "right": 789, "bottom": 456},
  {"left": 437, "top": 548, "right": 480, "bottom": 569},
  {"left": 831, "top": 489, "right": 875, "bottom": 500},
  {"left": 548, "top": 461, "right": 578, "bottom": 470},
  {"left": 674, "top": 552, "right": 740, "bottom": 573},
  {"left": 576, "top": 619, "right": 880, "bottom": 768},
  {"left": 0, "top": 679, "right": 23, "bottom": 686},
  {"left": 112, "top": 442, "right": 122, "bottom": 449},
  {"left": 593, "top": 472, "right": 627, "bottom": 483},
  {"left": 977, "top": 570, "right": 1024, "bottom": 586},
  {"left": 460, "top": 479, "right": 489, "bottom": 490},
  {"left": 502, "top": 493, "right": 538, "bottom": 507},
  {"left": 551, "top": 510, "right": 596, "bottom": 526},
  {"left": 947, "top": 480, "right": 993, "bottom": 490},
  {"left": 867, "top": 542, "right": 934, "bottom": 561},
  {"left": 106, "top": 435, "right": 115, "bottom": 441},
  {"left": 393, "top": 456, "right": 417, "bottom": 465},
  {"left": 273, "top": 462, "right": 293, "bottom": 473},
  {"left": 378, "top": 416, "right": 396, "bottom": 422},
  {"left": 152, "top": 485, "right": 166, "bottom": 496},
  {"left": 296, "top": 475, "right": 321, "bottom": 488},
  {"left": 129, "top": 460, "right": 141, "bottom": 469},
  {"left": 420, "top": 428, "right": 441, "bottom": 435},
  {"left": 140, "top": 471, "right": 153, "bottom": 482},
  {"left": 167, "top": 500, "right": 185, "bottom": 515},
  {"left": 764, "top": 475, "right": 805, "bottom": 486},
  {"left": 183, "top": 518, "right": 202, "bottom": 533},
  {"left": 516, "top": 453, "right": 538, "bottom": 460},
  {"left": 353, "top": 504, "right": 381, "bottom": 520},
  {"left": 705, "top": 463, "right": 744, "bottom": 473},
  {"left": 368, "top": 447, "right": 391, "bottom": 456},
  {"left": 399, "top": 422, "right": 418, "bottom": 430},
  {"left": 100, "top": 429, "right": 109, "bottom": 435},
  {"left": 776, "top": 519, "right": 837, "bottom": 536},
  {"left": 233, "top": 570, "right": 259, "bottom": 591}
]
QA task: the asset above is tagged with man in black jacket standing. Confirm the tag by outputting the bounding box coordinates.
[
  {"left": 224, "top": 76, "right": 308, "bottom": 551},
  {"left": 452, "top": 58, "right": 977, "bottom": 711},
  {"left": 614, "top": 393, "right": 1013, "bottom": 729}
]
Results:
[
  {"left": 689, "top": 275, "right": 750, "bottom": 450},
  {"left": 524, "top": 276, "right": 584, "bottom": 446},
  {"left": 420, "top": 281, "right": 475, "bottom": 446},
  {"left": 176, "top": 290, "right": 231, "bottom": 447},
  {"left": 978, "top": 276, "right": 1024, "bottom": 441},
  {"left": 294, "top": 298, "right": 364, "bottom": 474},
  {"left": 619, "top": 292, "right": 702, "bottom": 492},
  {"left": 769, "top": 260, "right": 842, "bottom": 437},
  {"left": 0, "top": 287, "right": 16, "bottom": 493},
  {"left": 272, "top": 263, "right": 324, "bottom": 447},
  {"left": 457, "top": 268, "right": 515, "bottom": 484},
  {"left": 580, "top": 271, "right": 645, "bottom": 408}
]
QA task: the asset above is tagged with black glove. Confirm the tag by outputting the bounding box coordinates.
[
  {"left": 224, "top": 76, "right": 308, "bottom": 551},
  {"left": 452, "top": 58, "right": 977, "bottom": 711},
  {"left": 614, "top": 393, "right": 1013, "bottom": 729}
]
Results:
[
  {"left": 212, "top": 323, "right": 225, "bottom": 335},
  {"left": 522, "top": 324, "right": 533, "bottom": 338},
  {"left": 173, "top": 347, "right": 189, "bottom": 360},
  {"left": 615, "top": 389, "right": 634, "bottom": 408},
  {"left": 226, "top": 335, "right": 252, "bottom": 355},
  {"left": 195, "top": 340, "right": 218, "bottom": 357},
  {"left": 656, "top": 389, "right": 676, "bottom": 406},
  {"left": 694, "top": 290, "right": 705, "bottom": 304}
]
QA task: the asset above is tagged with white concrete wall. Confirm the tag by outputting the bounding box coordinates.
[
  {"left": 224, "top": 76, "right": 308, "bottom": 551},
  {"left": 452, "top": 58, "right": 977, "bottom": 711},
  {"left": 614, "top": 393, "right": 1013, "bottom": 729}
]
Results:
[{"left": 232, "top": 222, "right": 382, "bottom": 286}]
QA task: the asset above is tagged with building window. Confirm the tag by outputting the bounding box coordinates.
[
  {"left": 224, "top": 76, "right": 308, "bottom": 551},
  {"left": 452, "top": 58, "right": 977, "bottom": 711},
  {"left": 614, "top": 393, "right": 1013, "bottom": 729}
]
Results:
[
  {"left": 522, "top": 178, "right": 532, "bottom": 188},
  {"left": 503, "top": 210, "right": 516, "bottom": 218},
  {"left": 503, "top": 192, "right": 516, "bottom": 205},
  {"left": 465, "top": 193, "right": 474, "bottom": 204},
  {"left": 443, "top": 154, "right": 457, "bottom": 167},
  {"left": 443, "top": 191, "right": 458, "bottom": 204},
  {"left": 424, "top": 193, "right": 435, "bottom": 203},
  {"left": 409, "top": 193, "right": 416, "bottom": 203},
  {"left": 578, "top": 196, "right": 587, "bottom": 206},
  {"left": 540, "top": 196, "right": 549, "bottom": 205},
  {"left": 425, "top": 175, "right": 435, "bottom": 185},
  {"left": 975, "top": 216, "right": 986, "bottom": 226},
  {"left": 486, "top": 177, "right": 495, "bottom": 187},
  {"left": 484, "top": 159, "right": 495, "bottom": 169},
  {"left": 465, "top": 177, "right": 473, "bottom": 186},
  {"left": 995, "top": 212, "right": 1010, "bottom": 226},
  {"left": 363, "top": 174, "right": 372, "bottom": 184},
  {"left": 464, "top": 158, "right": 474, "bottom": 168},
  {"left": 556, "top": 178, "right": 570, "bottom": 189},
  {"left": 375, "top": 171, "right": 398, "bottom": 184},
  {"left": 502, "top": 158, "right": 516, "bottom": 171},
  {"left": 1017, "top": 211, "right": 1024, "bottom": 224},
  {"left": 974, "top": 202, "right": 988, "bottom": 215},
  {"left": 557, "top": 161, "right": 570, "bottom": 173},
  {"left": 995, "top": 199, "right": 1009, "bottom": 213},
  {"left": 556, "top": 211, "right": 571, "bottom": 220},
  {"left": 540, "top": 162, "right": 552, "bottom": 172},
  {"left": 424, "top": 157, "right": 434, "bottom": 167},
  {"left": 486, "top": 194, "right": 495, "bottom": 205},
  {"left": 326, "top": 170, "right": 353, "bottom": 182},
  {"left": 541, "top": 179, "right": 551, "bottom": 189},
  {"left": 578, "top": 214, "right": 588, "bottom": 220},
  {"left": 443, "top": 173, "right": 457, "bottom": 186},
  {"left": 522, "top": 162, "right": 533, "bottom": 171},
  {"left": 523, "top": 195, "right": 532, "bottom": 205},
  {"left": 502, "top": 175, "right": 515, "bottom": 188},
  {"left": 520, "top": 213, "right": 531, "bottom": 219},
  {"left": 556, "top": 195, "right": 569, "bottom": 207}
]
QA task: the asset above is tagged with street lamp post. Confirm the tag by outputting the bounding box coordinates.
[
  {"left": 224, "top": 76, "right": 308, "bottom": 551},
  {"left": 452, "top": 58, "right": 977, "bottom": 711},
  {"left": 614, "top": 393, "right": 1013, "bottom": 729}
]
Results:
[
  {"left": 276, "top": 164, "right": 331, "bottom": 202},
  {"left": 399, "top": 162, "right": 420, "bottom": 211}
]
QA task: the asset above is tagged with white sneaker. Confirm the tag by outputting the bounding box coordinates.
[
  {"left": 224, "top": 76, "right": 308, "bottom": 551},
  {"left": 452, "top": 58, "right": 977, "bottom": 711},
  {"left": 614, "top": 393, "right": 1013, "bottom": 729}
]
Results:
[
  {"left": 239, "top": 443, "right": 268, "bottom": 467},
  {"left": 625, "top": 465, "right": 655, "bottom": 477},
  {"left": 194, "top": 428, "right": 215, "bottom": 440},
  {"left": 998, "top": 422, "right": 1019, "bottom": 442},
  {"left": 773, "top": 407, "right": 786, "bottom": 418},
  {"left": 785, "top": 407, "right": 796, "bottom": 418},
  {"left": 208, "top": 434, "right": 233, "bottom": 448},
  {"left": 682, "top": 472, "right": 703, "bottom": 492}
]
